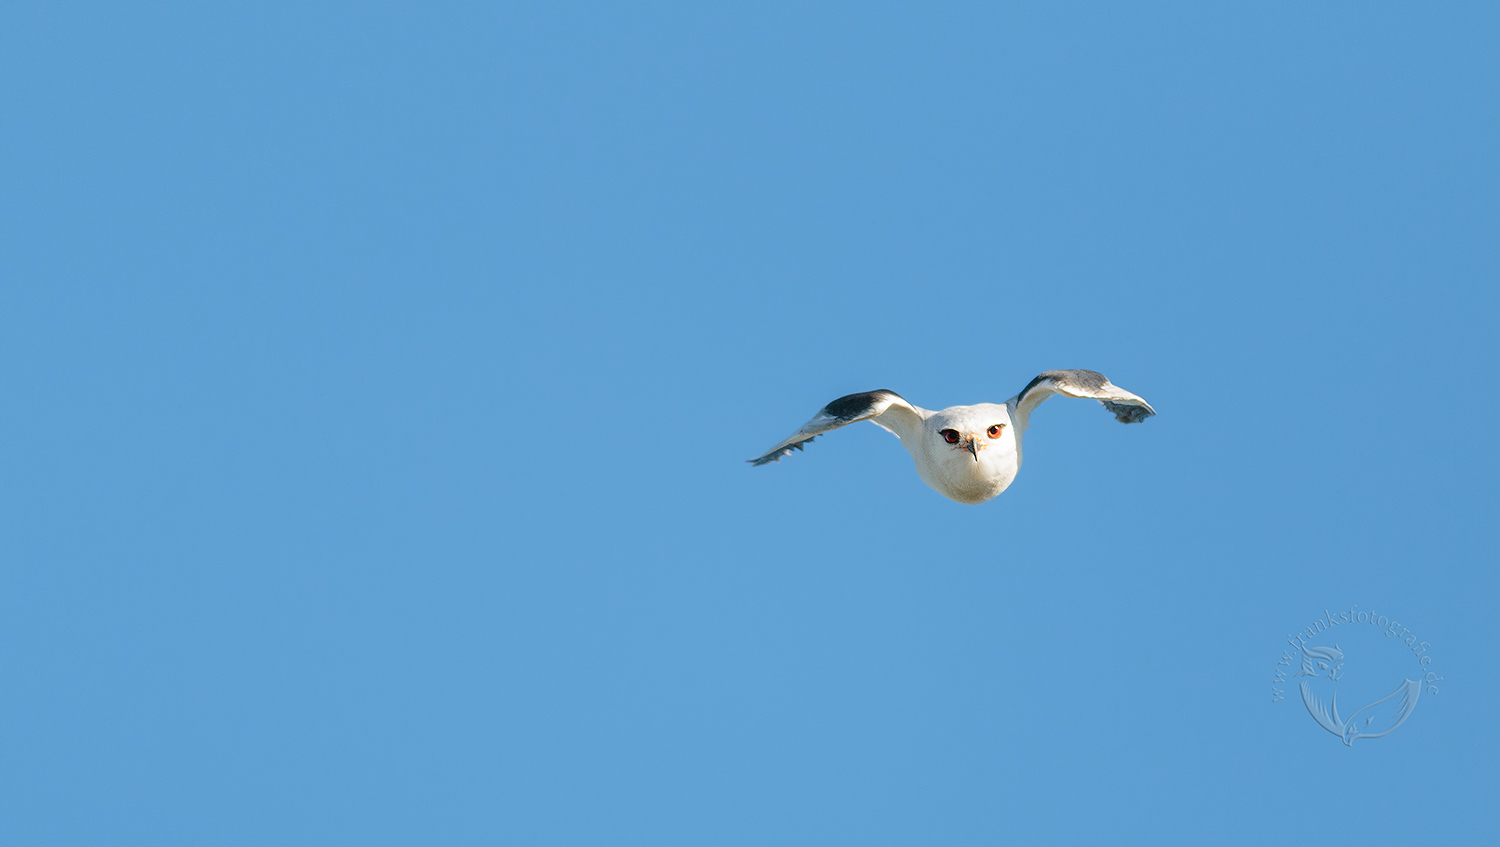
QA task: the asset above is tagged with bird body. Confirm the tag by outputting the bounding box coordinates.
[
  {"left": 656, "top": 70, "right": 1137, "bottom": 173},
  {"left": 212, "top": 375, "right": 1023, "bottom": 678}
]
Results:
[
  {"left": 883, "top": 403, "right": 1019, "bottom": 505},
  {"left": 749, "top": 369, "right": 1154, "bottom": 505},
  {"left": 1294, "top": 643, "right": 1422, "bottom": 746}
]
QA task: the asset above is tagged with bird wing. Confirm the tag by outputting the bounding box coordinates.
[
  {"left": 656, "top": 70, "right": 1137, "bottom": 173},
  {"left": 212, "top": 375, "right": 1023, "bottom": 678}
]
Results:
[
  {"left": 1008, "top": 369, "right": 1156, "bottom": 430},
  {"left": 748, "top": 390, "right": 924, "bottom": 466},
  {"left": 1342, "top": 679, "right": 1421, "bottom": 744},
  {"left": 1299, "top": 680, "right": 1347, "bottom": 738}
]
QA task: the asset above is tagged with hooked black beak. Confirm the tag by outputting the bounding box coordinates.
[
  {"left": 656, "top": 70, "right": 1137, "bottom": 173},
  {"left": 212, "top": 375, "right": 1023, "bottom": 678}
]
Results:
[{"left": 966, "top": 439, "right": 980, "bottom": 461}]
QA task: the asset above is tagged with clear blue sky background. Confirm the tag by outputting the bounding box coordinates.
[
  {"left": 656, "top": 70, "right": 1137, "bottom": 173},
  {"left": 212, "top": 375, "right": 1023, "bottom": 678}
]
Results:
[{"left": 3, "top": 3, "right": 1497, "bottom": 844}]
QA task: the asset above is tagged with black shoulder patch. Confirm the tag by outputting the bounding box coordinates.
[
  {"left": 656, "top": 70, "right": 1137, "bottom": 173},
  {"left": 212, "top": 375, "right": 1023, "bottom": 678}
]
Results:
[
  {"left": 1019, "top": 369, "right": 1107, "bottom": 400},
  {"left": 821, "top": 389, "right": 903, "bottom": 422}
]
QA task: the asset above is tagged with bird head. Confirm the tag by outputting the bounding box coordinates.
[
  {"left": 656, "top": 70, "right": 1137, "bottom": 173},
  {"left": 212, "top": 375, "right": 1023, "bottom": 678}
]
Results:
[
  {"left": 1296, "top": 644, "right": 1345, "bottom": 681},
  {"left": 929, "top": 405, "right": 1015, "bottom": 465}
]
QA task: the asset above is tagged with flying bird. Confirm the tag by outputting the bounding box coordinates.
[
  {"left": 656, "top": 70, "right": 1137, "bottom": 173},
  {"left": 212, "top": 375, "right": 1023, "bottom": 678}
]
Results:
[
  {"left": 1295, "top": 643, "right": 1422, "bottom": 746},
  {"left": 748, "top": 369, "right": 1155, "bottom": 504}
]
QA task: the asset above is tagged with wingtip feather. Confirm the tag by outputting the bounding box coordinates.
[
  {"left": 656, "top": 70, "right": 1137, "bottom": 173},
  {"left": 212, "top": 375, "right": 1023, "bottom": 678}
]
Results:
[
  {"left": 1101, "top": 399, "right": 1156, "bottom": 424},
  {"left": 747, "top": 435, "right": 817, "bottom": 467}
]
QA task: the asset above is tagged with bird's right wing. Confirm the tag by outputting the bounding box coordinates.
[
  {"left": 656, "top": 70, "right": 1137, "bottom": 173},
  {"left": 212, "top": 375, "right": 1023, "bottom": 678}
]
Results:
[
  {"left": 748, "top": 390, "right": 924, "bottom": 466},
  {"left": 1299, "top": 681, "right": 1346, "bottom": 738}
]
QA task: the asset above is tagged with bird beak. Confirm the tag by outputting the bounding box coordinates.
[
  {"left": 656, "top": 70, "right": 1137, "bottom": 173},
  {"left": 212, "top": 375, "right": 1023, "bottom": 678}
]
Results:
[{"left": 966, "top": 438, "right": 980, "bottom": 461}]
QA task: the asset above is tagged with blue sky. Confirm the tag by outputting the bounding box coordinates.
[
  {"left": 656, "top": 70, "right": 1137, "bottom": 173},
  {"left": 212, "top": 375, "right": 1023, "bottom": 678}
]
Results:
[{"left": 3, "top": 2, "right": 1497, "bottom": 844}]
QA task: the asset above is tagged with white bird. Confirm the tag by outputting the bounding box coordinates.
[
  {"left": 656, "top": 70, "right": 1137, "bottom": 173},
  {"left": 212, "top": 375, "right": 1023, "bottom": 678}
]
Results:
[{"left": 749, "top": 369, "right": 1155, "bottom": 504}]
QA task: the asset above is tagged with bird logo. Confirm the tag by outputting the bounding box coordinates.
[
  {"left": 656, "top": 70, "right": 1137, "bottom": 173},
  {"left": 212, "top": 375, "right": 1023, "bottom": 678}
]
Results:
[{"left": 1296, "top": 644, "right": 1421, "bottom": 746}]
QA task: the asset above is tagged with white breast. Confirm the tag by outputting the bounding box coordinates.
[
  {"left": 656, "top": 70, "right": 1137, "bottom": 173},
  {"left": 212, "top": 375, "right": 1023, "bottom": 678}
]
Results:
[{"left": 908, "top": 429, "right": 1020, "bottom": 505}]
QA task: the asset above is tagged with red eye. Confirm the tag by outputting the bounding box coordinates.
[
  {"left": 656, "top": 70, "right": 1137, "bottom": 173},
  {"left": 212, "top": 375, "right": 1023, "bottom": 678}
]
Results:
[
  {"left": 987, "top": 424, "right": 1004, "bottom": 438},
  {"left": 941, "top": 429, "right": 960, "bottom": 444}
]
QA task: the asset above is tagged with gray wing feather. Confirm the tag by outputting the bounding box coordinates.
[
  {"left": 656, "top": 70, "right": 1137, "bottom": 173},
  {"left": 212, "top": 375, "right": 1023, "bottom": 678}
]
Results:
[
  {"left": 749, "top": 390, "right": 917, "bottom": 466},
  {"left": 1013, "top": 369, "right": 1156, "bottom": 424}
]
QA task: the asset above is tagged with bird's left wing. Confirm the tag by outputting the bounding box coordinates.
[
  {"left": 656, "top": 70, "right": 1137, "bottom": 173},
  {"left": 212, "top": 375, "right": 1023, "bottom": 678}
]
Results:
[
  {"left": 1342, "top": 679, "right": 1421, "bottom": 745},
  {"left": 1008, "top": 369, "right": 1156, "bottom": 430},
  {"left": 748, "top": 390, "right": 923, "bottom": 466}
]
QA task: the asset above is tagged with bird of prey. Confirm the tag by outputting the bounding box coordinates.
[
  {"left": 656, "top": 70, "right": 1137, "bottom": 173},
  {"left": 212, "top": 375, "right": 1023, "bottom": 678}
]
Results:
[
  {"left": 1295, "top": 643, "right": 1422, "bottom": 746},
  {"left": 748, "top": 369, "right": 1155, "bottom": 504},
  {"left": 1296, "top": 644, "right": 1346, "bottom": 682}
]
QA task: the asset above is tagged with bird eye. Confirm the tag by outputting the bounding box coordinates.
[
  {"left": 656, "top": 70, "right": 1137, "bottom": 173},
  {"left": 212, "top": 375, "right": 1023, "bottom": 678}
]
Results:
[
  {"left": 987, "top": 424, "right": 1004, "bottom": 438},
  {"left": 941, "top": 429, "right": 960, "bottom": 444}
]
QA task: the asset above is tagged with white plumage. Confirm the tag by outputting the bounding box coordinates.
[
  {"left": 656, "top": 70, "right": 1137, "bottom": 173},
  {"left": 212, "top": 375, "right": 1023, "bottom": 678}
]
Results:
[{"left": 749, "top": 369, "right": 1155, "bottom": 504}]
